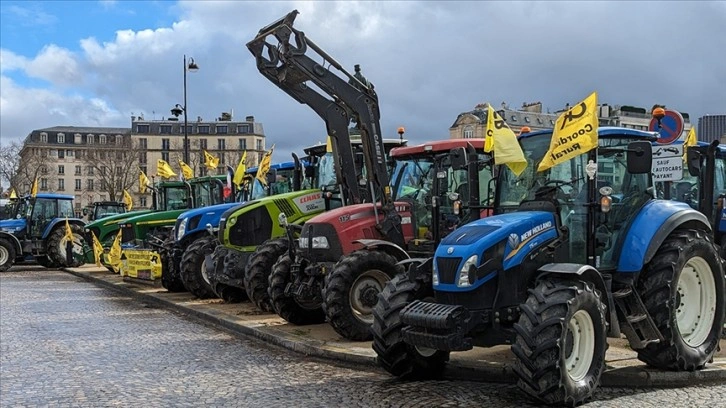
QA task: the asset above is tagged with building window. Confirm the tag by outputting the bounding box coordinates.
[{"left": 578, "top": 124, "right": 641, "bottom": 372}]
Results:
[
  {"left": 237, "top": 124, "right": 250, "bottom": 134},
  {"left": 198, "top": 125, "right": 210, "bottom": 134},
  {"left": 139, "top": 152, "right": 147, "bottom": 164},
  {"left": 138, "top": 138, "right": 147, "bottom": 149},
  {"left": 74, "top": 133, "right": 81, "bottom": 144},
  {"left": 75, "top": 179, "right": 82, "bottom": 191},
  {"left": 66, "top": 150, "right": 73, "bottom": 157},
  {"left": 161, "top": 152, "right": 169, "bottom": 162},
  {"left": 87, "top": 179, "right": 94, "bottom": 191},
  {"left": 58, "top": 150, "right": 65, "bottom": 158},
  {"left": 239, "top": 139, "right": 246, "bottom": 150},
  {"left": 537, "top": 118, "right": 543, "bottom": 124},
  {"left": 58, "top": 165, "right": 65, "bottom": 174},
  {"left": 87, "top": 166, "right": 94, "bottom": 176},
  {"left": 115, "top": 135, "right": 122, "bottom": 145},
  {"left": 162, "top": 139, "right": 170, "bottom": 150},
  {"left": 116, "top": 151, "right": 123, "bottom": 160},
  {"left": 200, "top": 139, "right": 207, "bottom": 150},
  {"left": 41, "top": 179, "right": 48, "bottom": 190},
  {"left": 160, "top": 125, "right": 172, "bottom": 134},
  {"left": 463, "top": 125, "right": 474, "bottom": 139},
  {"left": 87, "top": 134, "right": 94, "bottom": 144},
  {"left": 40, "top": 132, "right": 48, "bottom": 143},
  {"left": 524, "top": 117, "right": 531, "bottom": 123},
  {"left": 116, "top": 166, "right": 122, "bottom": 175},
  {"left": 510, "top": 115, "right": 517, "bottom": 122},
  {"left": 181, "top": 125, "right": 193, "bottom": 134},
  {"left": 40, "top": 165, "right": 48, "bottom": 175},
  {"left": 99, "top": 151, "right": 106, "bottom": 160},
  {"left": 216, "top": 125, "right": 228, "bottom": 134},
  {"left": 101, "top": 166, "right": 108, "bottom": 175},
  {"left": 140, "top": 197, "right": 147, "bottom": 207},
  {"left": 217, "top": 139, "right": 226, "bottom": 150},
  {"left": 75, "top": 165, "right": 81, "bottom": 175},
  {"left": 57, "top": 133, "right": 65, "bottom": 143},
  {"left": 99, "top": 134, "right": 107, "bottom": 144},
  {"left": 256, "top": 140, "right": 263, "bottom": 151},
  {"left": 137, "top": 124, "right": 150, "bottom": 133},
  {"left": 58, "top": 179, "right": 65, "bottom": 191}
]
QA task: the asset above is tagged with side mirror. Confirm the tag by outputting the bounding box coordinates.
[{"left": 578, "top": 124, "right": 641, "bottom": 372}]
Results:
[
  {"left": 449, "top": 147, "right": 468, "bottom": 170},
  {"left": 686, "top": 146, "right": 701, "bottom": 177},
  {"left": 626, "top": 141, "right": 652, "bottom": 174}
]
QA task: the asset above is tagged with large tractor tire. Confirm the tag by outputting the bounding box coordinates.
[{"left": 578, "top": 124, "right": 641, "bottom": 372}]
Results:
[
  {"left": 179, "top": 235, "right": 218, "bottom": 299},
  {"left": 372, "top": 271, "right": 449, "bottom": 378},
  {"left": 209, "top": 246, "right": 247, "bottom": 303},
  {"left": 0, "top": 238, "right": 16, "bottom": 272},
  {"left": 268, "top": 254, "right": 325, "bottom": 325},
  {"left": 46, "top": 224, "right": 85, "bottom": 267},
  {"left": 324, "top": 250, "right": 402, "bottom": 341},
  {"left": 160, "top": 238, "right": 185, "bottom": 292},
  {"left": 512, "top": 279, "right": 608, "bottom": 407},
  {"left": 245, "top": 238, "right": 289, "bottom": 312},
  {"left": 218, "top": 248, "right": 249, "bottom": 300},
  {"left": 637, "top": 229, "right": 724, "bottom": 370}
]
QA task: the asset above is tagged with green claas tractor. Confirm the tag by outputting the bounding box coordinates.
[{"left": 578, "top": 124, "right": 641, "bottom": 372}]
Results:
[
  {"left": 117, "top": 174, "right": 235, "bottom": 285},
  {"left": 0, "top": 193, "right": 86, "bottom": 270}
]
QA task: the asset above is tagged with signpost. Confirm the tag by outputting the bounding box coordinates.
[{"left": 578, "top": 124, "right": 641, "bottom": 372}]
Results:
[
  {"left": 649, "top": 109, "right": 684, "bottom": 145},
  {"left": 651, "top": 144, "right": 683, "bottom": 182}
]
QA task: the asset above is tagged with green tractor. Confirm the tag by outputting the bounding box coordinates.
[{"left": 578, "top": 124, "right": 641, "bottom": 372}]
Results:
[
  {"left": 83, "top": 201, "right": 128, "bottom": 222},
  {"left": 117, "top": 174, "right": 235, "bottom": 284}
]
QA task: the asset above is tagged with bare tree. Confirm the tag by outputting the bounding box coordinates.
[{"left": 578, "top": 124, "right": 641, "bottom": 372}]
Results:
[
  {"left": 0, "top": 141, "right": 23, "bottom": 191},
  {"left": 81, "top": 137, "right": 141, "bottom": 201},
  {"left": 11, "top": 147, "right": 58, "bottom": 194}
]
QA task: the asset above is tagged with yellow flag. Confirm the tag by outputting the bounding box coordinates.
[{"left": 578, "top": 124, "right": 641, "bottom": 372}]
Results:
[
  {"left": 484, "top": 104, "right": 527, "bottom": 176},
  {"left": 538, "top": 92, "right": 599, "bottom": 172},
  {"left": 256, "top": 145, "right": 275, "bottom": 185},
  {"left": 91, "top": 231, "right": 104, "bottom": 266},
  {"left": 64, "top": 217, "right": 74, "bottom": 242},
  {"left": 157, "top": 159, "right": 177, "bottom": 179},
  {"left": 326, "top": 136, "right": 333, "bottom": 153},
  {"left": 31, "top": 177, "right": 38, "bottom": 198},
  {"left": 233, "top": 151, "right": 247, "bottom": 187},
  {"left": 123, "top": 189, "right": 133, "bottom": 211},
  {"left": 9, "top": 189, "right": 17, "bottom": 199},
  {"left": 107, "top": 230, "right": 122, "bottom": 272},
  {"left": 203, "top": 150, "right": 220, "bottom": 170},
  {"left": 683, "top": 127, "right": 697, "bottom": 162},
  {"left": 139, "top": 170, "right": 151, "bottom": 194},
  {"left": 179, "top": 160, "right": 194, "bottom": 180}
]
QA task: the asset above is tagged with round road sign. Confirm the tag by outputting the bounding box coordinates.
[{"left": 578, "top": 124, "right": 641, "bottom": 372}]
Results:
[{"left": 649, "top": 109, "right": 684, "bottom": 145}]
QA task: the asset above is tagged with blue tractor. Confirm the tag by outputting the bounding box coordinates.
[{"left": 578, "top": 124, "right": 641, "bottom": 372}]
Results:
[
  {"left": 0, "top": 193, "right": 86, "bottom": 270},
  {"left": 172, "top": 159, "right": 306, "bottom": 299},
  {"left": 372, "top": 127, "right": 725, "bottom": 406}
]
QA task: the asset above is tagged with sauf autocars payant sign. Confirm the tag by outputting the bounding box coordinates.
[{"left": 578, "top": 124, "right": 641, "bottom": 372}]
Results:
[{"left": 651, "top": 144, "right": 683, "bottom": 182}]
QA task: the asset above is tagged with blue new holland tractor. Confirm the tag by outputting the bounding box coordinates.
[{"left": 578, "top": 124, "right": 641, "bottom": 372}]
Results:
[
  {"left": 372, "top": 127, "right": 725, "bottom": 406},
  {"left": 0, "top": 193, "right": 86, "bottom": 270}
]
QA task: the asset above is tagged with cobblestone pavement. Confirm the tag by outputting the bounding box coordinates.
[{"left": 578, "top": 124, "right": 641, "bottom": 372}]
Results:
[{"left": 2, "top": 268, "right": 724, "bottom": 408}]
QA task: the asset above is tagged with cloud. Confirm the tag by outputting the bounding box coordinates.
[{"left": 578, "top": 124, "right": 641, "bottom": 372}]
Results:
[{"left": 5, "top": 4, "right": 58, "bottom": 27}]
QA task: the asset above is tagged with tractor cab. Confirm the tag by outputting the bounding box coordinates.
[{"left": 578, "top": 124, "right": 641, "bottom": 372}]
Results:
[
  {"left": 84, "top": 201, "right": 127, "bottom": 222},
  {"left": 26, "top": 195, "right": 77, "bottom": 238}
]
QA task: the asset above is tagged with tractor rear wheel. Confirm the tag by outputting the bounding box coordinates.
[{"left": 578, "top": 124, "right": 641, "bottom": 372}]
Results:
[
  {"left": 0, "top": 238, "right": 16, "bottom": 272},
  {"left": 372, "top": 271, "right": 448, "bottom": 378},
  {"left": 268, "top": 254, "right": 325, "bottom": 325},
  {"left": 35, "top": 255, "right": 60, "bottom": 268},
  {"left": 512, "top": 279, "right": 608, "bottom": 407},
  {"left": 46, "top": 224, "right": 85, "bottom": 267},
  {"left": 180, "top": 235, "right": 218, "bottom": 299},
  {"left": 637, "top": 229, "right": 724, "bottom": 370},
  {"left": 245, "top": 238, "right": 289, "bottom": 312},
  {"left": 160, "top": 238, "right": 185, "bottom": 292},
  {"left": 324, "top": 250, "right": 401, "bottom": 341}
]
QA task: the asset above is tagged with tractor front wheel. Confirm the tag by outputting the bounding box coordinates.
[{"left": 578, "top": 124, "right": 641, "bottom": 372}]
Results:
[
  {"left": 268, "top": 254, "right": 325, "bottom": 325},
  {"left": 245, "top": 238, "right": 289, "bottom": 312},
  {"left": 180, "top": 235, "right": 218, "bottom": 299},
  {"left": 372, "top": 271, "right": 449, "bottom": 378},
  {"left": 0, "top": 238, "right": 16, "bottom": 272},
  {"left": 160, "top": 238, "right": 185, "bottom": 292},
  {"left": 324, "top": 250, "right": 401, "bottom": 341},
  {"left": 35, "top": 255, "right": 60, "bottom": 268},
  {"left": 46, "top": 224, "right": 85, "bottom": 267},
  {"left": 512, "top": 279, "right": 608, "bottom": 406},
  {"left": 637, "top": 229, "right": 724, "bottom": 370}
]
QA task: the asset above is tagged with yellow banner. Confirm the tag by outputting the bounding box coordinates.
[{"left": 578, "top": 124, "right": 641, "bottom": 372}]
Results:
[
  {"left": 139, "top": 169, "right": 151, "bottom": 194},
  {"left": 91, "top": 231, "right": 104, "bottom": 266},
  {"left": 538, "top": 92, "right": 599, "bottom": 172},
  {"left": 64, "top": 217, "right": 74, "bottom": 242},
  {"left": 31, "top": 177, "right": 38, "bottom": 198},
  {"left": 203, "top": 150, "right": 220, "bottom": 170},
  {"left": 119, "top": 249, "right": 162, "bottom": 280},
  {"left": 179, "top": 160, "right": 194, "bottom": 180},
  {"left": 157, "top": 159, "right": 177, "bottom": 179},
  {"left": 107, "top": 230, "right": 122, "bottom": 273},
  {"left": 123, "top": 189, "right": 133, "bottom": 211},
  {"left": 484, "top": 104, "right": 527, "bottom": 176},
  {"left": 683, "top": 127, "right": 697, "bottom": 161},
  {"left": 256, "top": 144, "right": 275, "bottom": 185},
  {"left": 233, "top": 151, "right": 247, "bottom": 187}
]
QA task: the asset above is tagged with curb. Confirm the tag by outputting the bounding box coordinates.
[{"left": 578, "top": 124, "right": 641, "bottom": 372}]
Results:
[{"left": 63, "top": 268, "right": 726, "bottom": 388}]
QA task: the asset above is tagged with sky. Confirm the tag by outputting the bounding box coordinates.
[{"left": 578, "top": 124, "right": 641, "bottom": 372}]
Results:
[{"left": 1, "top": 0, "right": 725, "bottom": 163}]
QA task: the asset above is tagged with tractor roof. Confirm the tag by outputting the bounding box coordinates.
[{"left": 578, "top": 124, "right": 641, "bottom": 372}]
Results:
[
  {"left": 519, "top": 126, "right": 659, "bottom": 141},
  {"left": 19, "top": 193, "right": 75, "bottom": 200},
  {"left": 390, "top": 139, "right": 486, "bottom": 157}
]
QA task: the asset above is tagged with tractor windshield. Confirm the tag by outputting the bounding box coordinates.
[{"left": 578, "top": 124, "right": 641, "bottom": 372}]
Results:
[
  {"left": 161, "top": 185, "right": 190, "bottom": 211},
  {"left": 96, "top": 204, "right": 125, "bottom": 219},
  {"left": 192, "top": 180, "right": 224, "bottom": 207},
  {"left": 58, "top": 200, "right": 74, "bottom": 218},
  {"left": 316, "top": 153, "right": 337, "bottom": 189}
]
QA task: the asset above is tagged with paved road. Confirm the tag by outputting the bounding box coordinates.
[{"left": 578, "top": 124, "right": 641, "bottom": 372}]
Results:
[{"left": 1, "top": 268, "right": 724, "bottom": 408}]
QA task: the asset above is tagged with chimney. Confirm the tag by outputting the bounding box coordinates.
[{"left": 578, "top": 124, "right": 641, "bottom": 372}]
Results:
[{"left": 246, "top": 116, "right": 255, "bottom": 122}]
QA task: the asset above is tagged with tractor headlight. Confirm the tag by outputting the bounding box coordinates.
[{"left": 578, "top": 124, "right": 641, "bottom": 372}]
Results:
[
  {"left": 176, "top": 218, "right": 188, "bottom": 240},
  {"left": 457, "top": 255, "right": 478, "bottom": 287},
  {"left": 432, "top": 260, "right": 439, "bottom": 285},
  {"left": 278, "top": 212, "right": 288, "bottom": 227},
  {"left": 298, "top": 236, "right": 329, "bottom": 249}
]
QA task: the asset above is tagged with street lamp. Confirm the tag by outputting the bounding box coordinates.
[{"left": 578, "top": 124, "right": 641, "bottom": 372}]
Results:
[{"left": 170, "top": 55, "right": 199, "bottom": 165}]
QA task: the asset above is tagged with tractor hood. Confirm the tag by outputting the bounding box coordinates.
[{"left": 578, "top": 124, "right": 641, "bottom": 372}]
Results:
[
  {"left": 177, "top": 202, "right": 242, "bottom": 222},
  {"left": 0, "top": 218, "right": 24, "bottom": 233},
  {"left": 86, "top": 210, "right": 152, "bottom": 230},
  {"left": 433, "top": 211, "right": 558, "bottom": 291}
]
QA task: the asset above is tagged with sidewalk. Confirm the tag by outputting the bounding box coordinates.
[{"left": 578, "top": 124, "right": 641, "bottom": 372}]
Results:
[{"left": 63, "top": 265, "right": 726, "bottom": 388}]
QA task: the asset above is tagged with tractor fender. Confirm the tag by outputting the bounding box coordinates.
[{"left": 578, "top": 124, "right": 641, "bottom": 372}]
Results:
[
  {"left": 396, "top": 257, "right": 433, "bottom": 283},
  {"left": 618, "top": 201, "right": 710, "bottom": 273},
  {"left": 41, "top": 218, "right": 86, "bottom": 239},
  {"left": 0, "top": 231, "right": 23, "bottom": 255},
  {"left": 353, "top": 239, "right": 410, "bottom": 262},
  {"left": 536, "top": 263, "right": 612, "bottom": 319}
]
